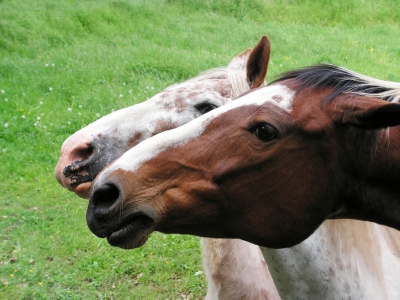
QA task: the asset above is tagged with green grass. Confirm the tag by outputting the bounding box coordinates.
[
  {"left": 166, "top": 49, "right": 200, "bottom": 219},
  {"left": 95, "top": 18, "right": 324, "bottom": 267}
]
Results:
[{"left": 1, "top": 0, "right": 400, "bottom": 298}]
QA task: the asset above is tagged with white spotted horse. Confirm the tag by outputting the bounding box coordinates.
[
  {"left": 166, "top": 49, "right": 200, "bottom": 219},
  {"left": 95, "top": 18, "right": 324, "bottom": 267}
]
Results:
[{"left": 56, "top": 36, "right": 280, "bottom": 299}]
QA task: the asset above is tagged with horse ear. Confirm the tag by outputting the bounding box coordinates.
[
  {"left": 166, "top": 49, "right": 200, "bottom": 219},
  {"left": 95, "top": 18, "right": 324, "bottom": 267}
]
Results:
[
  {"left": 227, "top": 48, "right": 253, "bottom": 72},
  {"left": 335, "top": 96, "right": 400, "bottom": 129},
  {"left": 246, "top": 35, "right": 271, "bottom": 88}
]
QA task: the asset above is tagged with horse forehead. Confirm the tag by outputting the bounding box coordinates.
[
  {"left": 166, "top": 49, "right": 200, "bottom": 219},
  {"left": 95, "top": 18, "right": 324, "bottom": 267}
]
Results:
[
  {"left": 165, "top": 78, "right": 232, "bottom": 97},
  {"left": 227, "top": 84, "right": 295, "bottom": 113}
]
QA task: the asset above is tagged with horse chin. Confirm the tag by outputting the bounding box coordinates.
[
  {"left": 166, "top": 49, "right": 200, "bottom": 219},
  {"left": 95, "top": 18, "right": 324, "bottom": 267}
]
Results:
[
  {"left": 55, "top": 167, "right": 92, "bottom": 199},
  {"left": 71, "top": 182, "right": 92, "bottom": 199},
  {"left": 105, "top": 215, "right": 155, "bottom": 249}
]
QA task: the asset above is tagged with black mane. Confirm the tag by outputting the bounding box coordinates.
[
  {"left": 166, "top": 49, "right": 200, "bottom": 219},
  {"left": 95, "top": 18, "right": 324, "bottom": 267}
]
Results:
[{"left": 272, "top": 64, "right": 396, "bottom": 103}]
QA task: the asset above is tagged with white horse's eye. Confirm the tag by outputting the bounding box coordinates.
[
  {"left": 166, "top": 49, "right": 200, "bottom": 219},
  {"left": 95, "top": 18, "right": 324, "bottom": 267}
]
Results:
[{"left": 195, "top": 103, "right": 218, "bottom": 114}]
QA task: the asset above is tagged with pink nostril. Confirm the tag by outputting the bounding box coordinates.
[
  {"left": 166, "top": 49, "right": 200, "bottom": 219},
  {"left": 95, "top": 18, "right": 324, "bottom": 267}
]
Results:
[{"left": 72, "top": 144, "right": 94, "bottom": 162}]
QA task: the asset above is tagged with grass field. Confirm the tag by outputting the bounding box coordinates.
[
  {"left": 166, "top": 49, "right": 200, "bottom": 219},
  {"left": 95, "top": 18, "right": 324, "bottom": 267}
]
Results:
[{"left": 1, "top": 0, "right": 400, "bottom": 298}]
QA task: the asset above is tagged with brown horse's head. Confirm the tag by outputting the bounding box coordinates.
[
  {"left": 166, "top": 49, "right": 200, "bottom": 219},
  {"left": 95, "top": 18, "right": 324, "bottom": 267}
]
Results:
[{"left": 87, "top": 64, "right": 400, "bottom": 249}]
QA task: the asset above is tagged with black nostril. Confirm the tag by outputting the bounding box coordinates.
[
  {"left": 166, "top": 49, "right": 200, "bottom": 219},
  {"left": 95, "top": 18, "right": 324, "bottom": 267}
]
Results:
[{"left": 91, "top": 183, "right": 120, "bottom": 213}]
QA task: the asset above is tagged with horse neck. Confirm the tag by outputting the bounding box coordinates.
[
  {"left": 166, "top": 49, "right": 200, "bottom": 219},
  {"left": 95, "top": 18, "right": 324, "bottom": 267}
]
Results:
[
  {"left": 260, "top": 220, "right": 400, "bottom": 300},
  {"left": 341, "top": 126, "right": 400, "bottom": 229},
  {"left": 201, "top": 238, "right": 280, "bottom": 300}
]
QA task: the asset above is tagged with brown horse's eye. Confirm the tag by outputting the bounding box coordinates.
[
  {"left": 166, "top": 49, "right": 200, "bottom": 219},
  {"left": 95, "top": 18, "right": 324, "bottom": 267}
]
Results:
[
  {"left": 195, "top": 102, "right": 218, "bottom": 114},
  {"left": 253, "top": 124, "right": 276, "bottom": 141}
]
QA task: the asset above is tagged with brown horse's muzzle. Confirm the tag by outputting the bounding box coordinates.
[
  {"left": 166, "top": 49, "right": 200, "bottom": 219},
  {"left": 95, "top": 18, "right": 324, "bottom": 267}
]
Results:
[{"left": 86, "top": 182, "right": 156, "bottom": 249}]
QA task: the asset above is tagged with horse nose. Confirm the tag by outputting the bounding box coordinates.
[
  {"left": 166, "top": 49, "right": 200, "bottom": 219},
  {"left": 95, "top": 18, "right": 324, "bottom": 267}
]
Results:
[
  {"left": 55, "top": 138, "right": 95, "bottom": 185},
  {"left": 90, "top": 183, "right": 121, "bottom": 217}
]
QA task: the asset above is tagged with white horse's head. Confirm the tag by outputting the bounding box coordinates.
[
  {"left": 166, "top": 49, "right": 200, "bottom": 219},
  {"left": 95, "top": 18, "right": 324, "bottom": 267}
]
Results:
[{"left": 55, "top": 36, "right": 271, "bottom": 198}]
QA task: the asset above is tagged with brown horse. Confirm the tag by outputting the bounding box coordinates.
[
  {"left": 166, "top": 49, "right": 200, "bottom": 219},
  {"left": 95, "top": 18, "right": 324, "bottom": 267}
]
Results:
[
  {"left": 87, "top": 64, "right": 400, "bottom": 248},
  {"left": 84, "top": 62, "right": 400, "bottom": 297},
  {"left": 56, "top": 37, "right": 280, "bottom": 299}
]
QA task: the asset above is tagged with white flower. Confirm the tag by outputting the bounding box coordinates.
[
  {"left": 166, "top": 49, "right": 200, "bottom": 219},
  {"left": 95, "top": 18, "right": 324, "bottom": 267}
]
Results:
[
  {"left": 22, "top": 115, "right": 25, "bottom": 119},
  {"left": 49, "top": 87, "right": 53, "bottom": 91},
  {"left": 119, "top": 94, "right": 123, "bottom": 97},
  {"left": 4, "top": 98, "right": 8, "bottom": 102},
  {"left": 45, "top": 64, "right": 49, "bottom": 67},
  {"left": 79, "top": 105, "right": 82, "bottom": 108},
  {"left": 51, "top": 64, "right": 55, "bottom": 67},
  {"left": 67, "top": 108, "right": 72, "bottom": 112},
  {"left": 40, "top": 101, "right": 43, "bottom": 105},
  {"left": 37, "top": 117, "right": 40, "bottom": 120},
  {"left": 1, "top": 90, "right": 4, "bottom": 94},
  {"left": 67, "top": 121, "right": 71, "bottom": 125},
  {"left": 128, "top": 89, "right": 132, "bottom": 94},
  {"left": 194, "top": 271, "right": 203, "bottom": 276},
  {"left": 4, "top": 123, "right": 8, "bottom": 128},
  {"left": 34, "top": 122, "right": 37, "bottom": 126},
  {"left": 41, "top": 113, "right": 44, "bottom": 116},
  {"left": 96, "top": 113, "right": 100, "bottom": 117},
  {"left": 78, "top": 112, "right": 81, "bottom": 115},
  {"left": 123, "top": 82, "right": 126, "bottom": 86}
]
